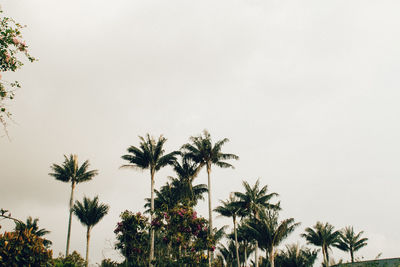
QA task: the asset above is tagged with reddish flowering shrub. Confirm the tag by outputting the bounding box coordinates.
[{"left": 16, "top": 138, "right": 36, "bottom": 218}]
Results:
[
  {"left": 152, "top": 206, "right": 215, "bottom": 265},
  {"left": 114, "top": 210, "right": 149, "bottom": 266}
]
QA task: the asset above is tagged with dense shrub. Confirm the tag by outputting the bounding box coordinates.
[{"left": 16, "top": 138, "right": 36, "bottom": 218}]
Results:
[{"left": 0, "top": 228, "right": 53, "bottom": 266}]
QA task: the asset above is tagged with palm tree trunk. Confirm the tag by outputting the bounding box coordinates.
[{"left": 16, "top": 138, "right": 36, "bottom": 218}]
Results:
[
  {"left": 322, "top": 245, "right": 329, "bottom": 267},
  {"left": 254, "top": 241, "right": 259, "bottom": 267},
  {"left": 244, "top": 243, "right": 247, "bottom": 267},
  {"left": 350, "top": 249, "right": 354, "bottom": 263},
  {"left": 233, "top": 216, "right": 240, "bottom": 267},
  {"left": 269, "top": 249, "right": 274, "bottom": 267},
  {"left": 254, "top": 211, "right": 259, "bottom": 267},
  {"left": 207, "top": 163, "right": 213, "bottom": 267},
  {"left": 66, "top": 181, "right": 75, "bottom": 257},
  {"left": 150, "top": 169, "right": 155, "bottom": 267},
  {"left": 85, "top": 226, "right": 91, "bottom": 267}
]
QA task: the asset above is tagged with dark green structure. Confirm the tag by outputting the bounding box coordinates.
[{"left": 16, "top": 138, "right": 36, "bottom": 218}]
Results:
[{"left": 333, "top": 258, "right": 400, "bottom": 267}]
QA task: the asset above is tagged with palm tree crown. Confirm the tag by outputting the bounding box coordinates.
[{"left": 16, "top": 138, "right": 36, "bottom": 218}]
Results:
[
  {"left": 234, "top": 179, "right": 280, "bottom": 218},
  {"left": 73, "top": 196, "right": 109, "bottom": 228},
  {"left": 301, "top": 222, "right": 340, "bottom": 267},
  {"left": 121, "top": 134, "right": 179, "bottom": 173},
  {"left": 49, "top": 154, "right": 98, "bottom": 184},
  {"left": 335, "top": 226, "right": 368, "bottom": 263}
]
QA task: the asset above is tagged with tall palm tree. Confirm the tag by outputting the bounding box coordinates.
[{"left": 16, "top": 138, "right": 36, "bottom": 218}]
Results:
[
  {"left": 49, "top": 154, "right": 98, "bottom": 256},
  {"left": 73, "top": 196, "right": 109, "bottom": 267},
  {"left": 182, "top": 130, "right": 239, "bottom": 265},
  {"left": 234, "top": 180, "right": 280, "bottom": 267},
  {"left": 121, "top": 134, "right": 179, "bottom": 266},
  {"left": 301, "top": 222, "right": 340, "bottom": 267},
  {"left": 335, "top": 226, "right": 368, "bottom": 263},
  {"left": 275, "top": 243, "right": 318, "bottom": 267},
  {"left": 214, "top": 195, "right": 244, "bottom": 267},
  {"left": 14, "top": 216, "right": 52, "bottom": 247},
  {"left": 247, "top": 210, "right": 300, "bottom": 267}
]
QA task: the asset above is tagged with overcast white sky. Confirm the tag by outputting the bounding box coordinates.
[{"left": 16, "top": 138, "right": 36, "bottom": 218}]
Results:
[{"left": 1, "top": 0, "right": 400, "bottom": 265}]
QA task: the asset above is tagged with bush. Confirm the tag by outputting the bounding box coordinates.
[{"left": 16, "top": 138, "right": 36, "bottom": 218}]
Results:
[{"left": 0, "top": 228, "right": 53, "bottom": 266}]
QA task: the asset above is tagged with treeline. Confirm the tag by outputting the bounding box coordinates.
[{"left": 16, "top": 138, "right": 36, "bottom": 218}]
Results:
[{"left": 0, "top": 131, "right": 368, "bottom": 267}]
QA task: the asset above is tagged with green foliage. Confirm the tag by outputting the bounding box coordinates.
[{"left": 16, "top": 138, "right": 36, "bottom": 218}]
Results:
[
  {"left": 98, "top": 258, "right": 121, "bottom": 267},
  {"left": 275, "top": 243, "right": 318, "bottom": 267},
  {"left": 152, "top": 206, "right": 214, "bottom": 265},
  {"left": 121, "top": 134, "right": 180, "bottom": 172},
  {"left": 0, "top": 8, "right": 36, "bottom": 131},
  {"left": 49, "top": 154, "right": 99, "bottom": 185},
  {"left": 0, "top": 229, "right": 53, "bottom": 266},
  {"left": 54, "top": 251, "right": 86, "bottom": 267},
  {"left": 14, "top": 216, "right": 52, "bottom": 248},
  {"left": 301, "top": 222, "right": 341, "bottom": 267},
  {"left": 114, "top": 211, "right": 149, "bottom": 266},
  {"left": 247, "top": 210, "right": 300, "bottom": 266},
  {"left": 182, "top": 129, "right": 239, "bottom": 170},
  {"left": 73, "top": 196, "right": 109, "bottom": 229},
  {"left": 335, "top": 226, "right": 368, "bottom": 263},
  {"left": 144, "top": 157, "right": 208, "bottom": 213}
]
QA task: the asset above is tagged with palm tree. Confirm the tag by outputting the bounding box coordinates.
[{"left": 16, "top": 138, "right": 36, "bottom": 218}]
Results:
[
  {"left": 73, "top": 196, "right": 109, "bottom": 267},
  {"left": 214, "top": 195, "right": 244, "bottom": 267},
  {"left": 335, "top": 226, "right": 368, "bottom": 263},
  {"left": 182, "top": 130, "right": 239, "bottom": 265},
  {"left": 301, "top": 222, "right": 340, "bottom": 267},
  {"left": 275, "top": 243, "right": 318, "bottom": 267},
  {"left": 14, "top": 216, "right": 52, "bottom": 247},
  {"left": 234, "top": 180, "right": 280, "bottom": 267},
  {"left": 121, "top": 134, "right": 179, "bottom": 266},
  {"left": 247, "top": 210, "right": 300, "bottom": 267},
  {"left": 49, "top": 154, "right": 98, "bottom": 256}
]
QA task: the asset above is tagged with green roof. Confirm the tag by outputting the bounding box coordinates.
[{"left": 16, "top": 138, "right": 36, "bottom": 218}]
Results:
[{"left": 333, "top": 258, "right": 400, "bottom": 267}]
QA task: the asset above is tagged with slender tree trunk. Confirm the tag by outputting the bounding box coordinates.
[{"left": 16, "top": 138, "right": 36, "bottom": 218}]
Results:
[
  {"left": 150, "top": 169, "right": 155, "bottom": 267},
  {"left": 269, "top": 249, "right": 274, "bottom": 267},
  {"left": 207, "top": 163, "right": 213, "bottom": 267},
  {"left": 244, "top": 243, "right": 247, "bottom": 267},
  {"left": 322, "top": 245, "right": 329, "bottom": 267},
  {"left": 350, "top": 249, "right": 354, "bottom": 263},
  {"left": 85, "top": 226, "right": 91, "bottom": 267},
  {"left": 254, "top": 211, "right": 259, "bottom": 267},
  {"left": 254, "top": 241, "right": 259, "bottom": 267},
  {"left": 66, "top": 181, "right": 75, "bottom": 257},
  {"left": 233, "top": 216, "right": 240, "bottom": 267}
]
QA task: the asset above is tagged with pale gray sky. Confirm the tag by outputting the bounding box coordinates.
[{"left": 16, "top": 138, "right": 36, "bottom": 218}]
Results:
[{"left": 1, "top": 0, "right": 400, "bottom": 265}]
